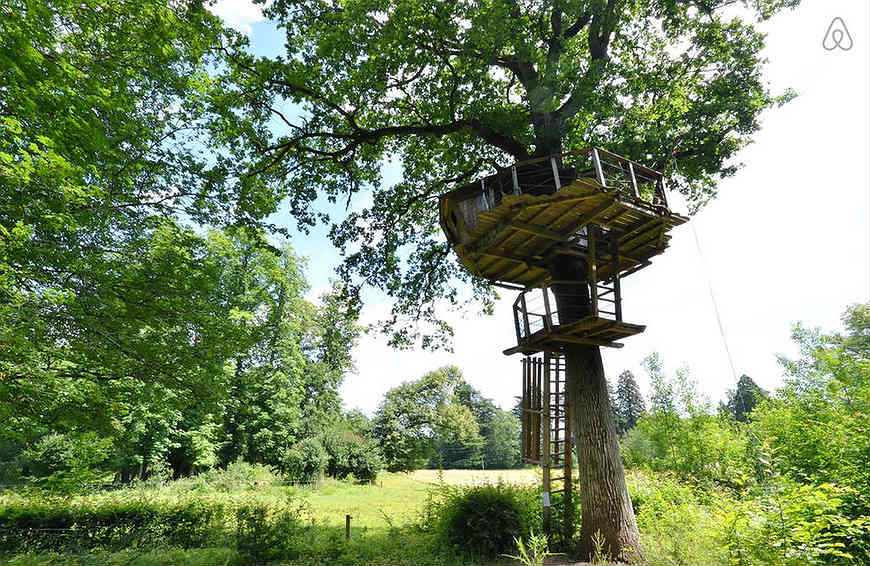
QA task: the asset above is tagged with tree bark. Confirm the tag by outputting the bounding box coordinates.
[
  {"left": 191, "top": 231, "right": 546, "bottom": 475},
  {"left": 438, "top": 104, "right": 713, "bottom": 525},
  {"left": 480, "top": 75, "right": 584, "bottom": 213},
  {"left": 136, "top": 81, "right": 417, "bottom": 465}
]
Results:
[{"left": 550, "top": 256, "right": 643, "bottom": 562}]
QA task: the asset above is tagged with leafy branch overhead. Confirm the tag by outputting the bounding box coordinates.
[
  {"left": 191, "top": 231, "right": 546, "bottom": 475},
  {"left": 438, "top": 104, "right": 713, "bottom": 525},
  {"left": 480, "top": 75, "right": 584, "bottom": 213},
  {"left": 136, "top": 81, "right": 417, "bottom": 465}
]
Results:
[{"left": 215, "top": 0, "right": 799, "bottom": 348}]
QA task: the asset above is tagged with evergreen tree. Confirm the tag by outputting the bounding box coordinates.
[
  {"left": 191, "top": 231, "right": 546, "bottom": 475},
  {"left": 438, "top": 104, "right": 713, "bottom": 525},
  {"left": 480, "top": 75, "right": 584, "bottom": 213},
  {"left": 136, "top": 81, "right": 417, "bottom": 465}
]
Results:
[
  {"left": 616, "top": 371, "right": 646, "bottom": 434},
  {"left": 723, "top": 374, "right": 766, "bottom": 422}
]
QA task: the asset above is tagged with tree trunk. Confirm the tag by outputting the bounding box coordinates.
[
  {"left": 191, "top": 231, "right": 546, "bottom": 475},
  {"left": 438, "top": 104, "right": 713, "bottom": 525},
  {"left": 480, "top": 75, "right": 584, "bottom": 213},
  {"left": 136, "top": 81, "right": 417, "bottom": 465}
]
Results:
[{"left": 550, "top": 256, "right": 643, "bottom": 562}]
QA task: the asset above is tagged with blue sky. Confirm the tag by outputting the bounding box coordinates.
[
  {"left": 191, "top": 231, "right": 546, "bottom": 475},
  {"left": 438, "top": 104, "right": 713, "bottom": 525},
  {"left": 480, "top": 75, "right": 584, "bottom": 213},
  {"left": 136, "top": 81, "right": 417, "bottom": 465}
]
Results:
[{"left": 211, "top": 0, "right": 870, "bottom": 414}]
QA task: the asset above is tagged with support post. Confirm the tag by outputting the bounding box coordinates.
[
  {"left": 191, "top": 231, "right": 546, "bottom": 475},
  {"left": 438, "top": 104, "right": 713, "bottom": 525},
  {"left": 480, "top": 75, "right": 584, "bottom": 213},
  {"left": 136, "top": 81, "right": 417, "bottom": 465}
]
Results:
[
  {"left": 550, "top": 157, "right": 562, "bottom": 190},
  {"left": 511, "top": 166, "right": 520, "bottom": 195},
  {"left": 542, "top": 354, "right": 552, "bottom": 534},
  {"left": 542, "top": 287, "right": 553, "bottom": 332},
  {"left": 628, "top": 162, "right": 640, "bottom": 198},
  {"left": 563, "top": 381, "right": 573, "bottom": 546},
  {"left": 588, "top": 228, "right": 598, "bottom": 317},
  {"left": 592, "top": 148, "right": 606, "bottom": 187},
  {"left": 520, "top": 292, "right": 531, "bottom": 339},
  {"left": 346, "top": 515, "right": 351, "bottom": 541},
  {"left": 611, "top": 235, "right": 622, "bottom": 322}
]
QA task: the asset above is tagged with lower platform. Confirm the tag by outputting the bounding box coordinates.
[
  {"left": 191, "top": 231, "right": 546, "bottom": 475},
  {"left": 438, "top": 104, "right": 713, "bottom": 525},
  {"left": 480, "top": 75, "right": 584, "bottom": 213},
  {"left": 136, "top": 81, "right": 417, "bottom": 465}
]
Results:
[{"left": 503, "top": 316, "right": 646, "bottom": 355}]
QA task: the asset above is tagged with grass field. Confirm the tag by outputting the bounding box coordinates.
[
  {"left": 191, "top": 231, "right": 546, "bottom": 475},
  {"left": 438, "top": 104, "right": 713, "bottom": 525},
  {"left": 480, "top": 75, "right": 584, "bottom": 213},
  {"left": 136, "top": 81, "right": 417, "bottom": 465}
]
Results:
[
  {"left": 0, "top": 469, "right": 544, "bottom": 566},
  {"left": 304, "top": 469, "right": 540, "bottom": 529}
]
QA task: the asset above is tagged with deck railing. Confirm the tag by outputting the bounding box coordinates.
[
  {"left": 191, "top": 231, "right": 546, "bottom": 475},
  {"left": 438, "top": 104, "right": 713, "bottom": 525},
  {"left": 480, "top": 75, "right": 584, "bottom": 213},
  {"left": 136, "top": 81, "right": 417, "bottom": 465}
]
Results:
[
  {"left": 512, "top": 278, "right": 623, "bottom": 344},
  {"left": 482, "top": 147, "right": 669, "bottom": 210}
]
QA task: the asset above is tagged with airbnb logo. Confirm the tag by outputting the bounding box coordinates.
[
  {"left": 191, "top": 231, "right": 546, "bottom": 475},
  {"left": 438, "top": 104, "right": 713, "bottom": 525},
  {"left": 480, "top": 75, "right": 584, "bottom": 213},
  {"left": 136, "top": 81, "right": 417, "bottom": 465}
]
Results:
[{"left": 823, "top": 17, "right": 853, "bottom": 51}]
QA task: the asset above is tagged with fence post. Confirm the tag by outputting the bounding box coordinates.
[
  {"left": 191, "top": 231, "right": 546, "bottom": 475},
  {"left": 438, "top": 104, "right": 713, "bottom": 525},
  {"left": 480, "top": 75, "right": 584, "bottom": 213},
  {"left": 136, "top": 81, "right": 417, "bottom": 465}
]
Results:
[{"left": 346, "top": 514, "right": 351, "bottom": 541}]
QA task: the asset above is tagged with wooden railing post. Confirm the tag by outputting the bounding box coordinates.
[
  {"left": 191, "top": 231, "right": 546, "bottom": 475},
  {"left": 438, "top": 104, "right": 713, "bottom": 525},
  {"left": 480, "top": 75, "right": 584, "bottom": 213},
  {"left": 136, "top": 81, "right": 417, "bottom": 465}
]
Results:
[
  {"left": 628, "top": 161, "right": 640, "bottom": 198},
  {"left": 588, "top": 228, "right": 598, "bottom": 317},
  {"left": 592, "top": 148, "right": 606, "bottom": 187},
  {"left": 550, "top": 157, "right": 562, "bottom": 190},
  {"left": 542, "top": 286, "right": 553, "bottom": 332},
  {"left": 511, "top": 165, "right": 520, "bottom": 195}
]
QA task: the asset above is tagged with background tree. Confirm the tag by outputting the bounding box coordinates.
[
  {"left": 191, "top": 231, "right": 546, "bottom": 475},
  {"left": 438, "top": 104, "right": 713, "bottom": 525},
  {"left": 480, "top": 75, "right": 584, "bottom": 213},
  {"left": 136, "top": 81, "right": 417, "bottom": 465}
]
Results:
[
  {"left": 721, "top": 374, "right": 767, "bottom": 422},
  {"left": 214, "top": 0, "right": 802, "bottom": 556},
  {"left": 616, "top": 370, "right": 646, "bottom": 435},
  {"left": 484, "top": 409, "right": 523, "bottom": 469}
]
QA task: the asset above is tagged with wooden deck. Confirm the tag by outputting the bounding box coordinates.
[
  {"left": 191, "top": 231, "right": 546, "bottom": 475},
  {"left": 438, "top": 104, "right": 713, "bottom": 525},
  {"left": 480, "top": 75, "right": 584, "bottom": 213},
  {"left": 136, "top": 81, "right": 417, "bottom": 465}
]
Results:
[
  {"left": 503, "top": 316, "right": 646, "bottom": 355},
  {"left": 452, "top": 178, "right": 687, "bottom": 288}
]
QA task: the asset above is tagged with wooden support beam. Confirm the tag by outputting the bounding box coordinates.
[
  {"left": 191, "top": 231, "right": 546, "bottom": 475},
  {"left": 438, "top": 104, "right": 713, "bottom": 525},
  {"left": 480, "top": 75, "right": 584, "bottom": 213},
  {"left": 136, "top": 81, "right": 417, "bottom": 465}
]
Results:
[
  {"left": 619, "top": 217, "right": 663, "bottom": 244},
  {"left": 510, "top": 220, "right": 567, "bottom": 241}
]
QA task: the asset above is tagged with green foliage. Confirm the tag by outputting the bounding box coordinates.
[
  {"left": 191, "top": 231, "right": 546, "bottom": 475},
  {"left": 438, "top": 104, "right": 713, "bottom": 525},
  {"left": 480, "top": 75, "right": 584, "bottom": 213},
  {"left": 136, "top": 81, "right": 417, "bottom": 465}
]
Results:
[
  {"left": 374, "top": 366, "right": 518, "bottom": 471},
  {"left": 321, "top": 421, "right": 384, "bottom": 482},
  {"left": 0, "top": 496, "right": 225, "bottom": 554},
  {"left": 615, "top": 370, "right": 646, "bottom": 435},
  {"left": 721, "top": 375, "right": 767, "bottom": 422},
  {"left": 283, "top": 438, "right": 328, "bottom": 483},
  {"left": 213, "top": 0, "right": 801, "bottom": 346},
  {"left": 503, "top": 530, "right": 559, "bottom": 566},
  {"left": 234, "top": 499, "right": 306, "bottom": 565},
  {"left": 718, "top": 479, "right": 869, "bottom": 566},
  {"left": 483, "top": 409, "right": 523, "bottom": 469},
  {"left": 17, "top": 432, "right": 112, "bottom": 492},
  {"left": 424, "top": 482, "right": 539, "bottom": 559}
]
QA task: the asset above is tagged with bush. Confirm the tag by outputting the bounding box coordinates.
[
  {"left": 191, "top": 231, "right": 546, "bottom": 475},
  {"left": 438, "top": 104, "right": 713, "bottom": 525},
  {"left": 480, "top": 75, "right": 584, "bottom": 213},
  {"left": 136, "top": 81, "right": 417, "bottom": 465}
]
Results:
[
  {"left": 321, "top": 429, "right": 383, "bottom": 482},
  {"left": 424, "top": 482, "right": 539, "bottom": 559},
  {"left": 0, "top": 496, "right": 224, "bottom": 554},
  {"left": 182, "top": 460, "right": 279, "bottom": 493},
  {"left": 282, "top": 438, "right": 327, "bottom": 482},
  {"left": 234, "top": 499, "right": 306, "bottom": 565}
]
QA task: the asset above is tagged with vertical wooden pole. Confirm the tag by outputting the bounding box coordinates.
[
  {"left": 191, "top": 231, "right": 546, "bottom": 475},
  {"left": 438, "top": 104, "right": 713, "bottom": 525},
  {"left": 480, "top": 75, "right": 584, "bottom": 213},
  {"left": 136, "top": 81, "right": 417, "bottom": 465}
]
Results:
[
  {"left": 511, "top": 166, "right": 520, "bottom": 195},
  {"left": 550, "top": 157, "right": 562, "bottom": 190},
  {"left": 657, "top": 177, "right": 669, "bottom": 208},
  {"left": 592, "top": 148, "right": 606, "bottom": 186},
  {"left": 520, "top": 292, "right": 531, "bottom": 339},
  {"left": 611, "top": 235, "right": 622, "bottom": 322},
  {"left": 520, "top": 359, "right": 526, "bottom": 460},
  {"left": 345, "top": 514, "right": 351, "bottom": 541},
  {"left": 588, "top": 227, "right": 598, "bottom": 317},
  {"left": 534, "top": 359, "right": 541, "bottom": 461},
  {"left": 542, "top": 286, "right": 553, "bottom": 332},
  {"left": 542, "top": 353, "right": 552, "bottom": 534},
  {"left": 563, "top": 365, "right": 573, "bottom": 545},
  {"left": 628, "top": 162, "right": 640, "bottom": 198}
]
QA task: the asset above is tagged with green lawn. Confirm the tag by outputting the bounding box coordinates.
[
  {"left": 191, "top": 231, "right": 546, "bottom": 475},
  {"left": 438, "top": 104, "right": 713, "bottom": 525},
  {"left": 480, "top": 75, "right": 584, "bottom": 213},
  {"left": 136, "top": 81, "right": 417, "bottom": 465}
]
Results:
[{"left": 301, "top": 469, "right": 540, "bottom": 529}]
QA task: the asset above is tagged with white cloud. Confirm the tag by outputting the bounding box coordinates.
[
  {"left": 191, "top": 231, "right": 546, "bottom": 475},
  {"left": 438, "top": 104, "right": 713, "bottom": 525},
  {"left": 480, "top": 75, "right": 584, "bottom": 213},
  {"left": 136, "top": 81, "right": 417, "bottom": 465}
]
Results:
[{"left": 209, "top": 0, "right": 267, "bottom": 35}]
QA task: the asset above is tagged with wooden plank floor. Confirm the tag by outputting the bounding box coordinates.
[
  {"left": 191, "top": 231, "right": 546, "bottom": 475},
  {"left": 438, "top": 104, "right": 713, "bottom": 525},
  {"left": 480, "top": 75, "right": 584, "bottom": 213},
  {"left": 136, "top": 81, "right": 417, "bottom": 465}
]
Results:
[
  {"left": 454, "top": 178, "right": 687, "bottom": 288},
  {"left": 503, "top": 316, "right": 647, "bottom": 355}
]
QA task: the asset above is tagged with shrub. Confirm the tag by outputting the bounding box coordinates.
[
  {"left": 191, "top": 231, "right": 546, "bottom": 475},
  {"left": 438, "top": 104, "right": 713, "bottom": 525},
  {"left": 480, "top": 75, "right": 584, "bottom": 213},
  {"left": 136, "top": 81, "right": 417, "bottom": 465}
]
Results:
[
  {"left": 282, "top": 438, "right": 327, "bottom": 482},
  {"left": 0, "top": 496, "right": 224, "bottom": 554},
  {"left": 234, "top": 499, "right": 306, "bottom": 565},
  {"left": 424, "top": 482, "right": 539, "bottom": 559},
  {"left": 321, "top": 429, "right": 383, "bottom": 482}
]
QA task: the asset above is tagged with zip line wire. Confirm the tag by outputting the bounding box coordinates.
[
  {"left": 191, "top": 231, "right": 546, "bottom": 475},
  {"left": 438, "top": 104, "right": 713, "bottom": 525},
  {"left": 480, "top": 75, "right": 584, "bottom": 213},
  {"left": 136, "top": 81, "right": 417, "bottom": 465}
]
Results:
[
  {"left": 689, "top": 215, "right": 739, "bottom": 383},
  {"left": 671, "top": 158, "right": 739, "bottom": 382}
]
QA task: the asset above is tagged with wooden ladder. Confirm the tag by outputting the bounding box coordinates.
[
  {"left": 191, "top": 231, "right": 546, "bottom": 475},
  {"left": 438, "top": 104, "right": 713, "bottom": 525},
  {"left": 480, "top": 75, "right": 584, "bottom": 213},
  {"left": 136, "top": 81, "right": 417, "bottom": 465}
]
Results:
[{"left": 521, "top": 353, "right": 574, "bottom": 540}]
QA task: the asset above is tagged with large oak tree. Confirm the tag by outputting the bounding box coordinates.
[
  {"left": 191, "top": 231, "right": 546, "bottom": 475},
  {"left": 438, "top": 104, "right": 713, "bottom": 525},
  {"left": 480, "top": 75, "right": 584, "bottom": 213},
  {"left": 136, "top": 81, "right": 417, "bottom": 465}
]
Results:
[{"left": 213, "top": 0, "right": 800, "bottom": 559}]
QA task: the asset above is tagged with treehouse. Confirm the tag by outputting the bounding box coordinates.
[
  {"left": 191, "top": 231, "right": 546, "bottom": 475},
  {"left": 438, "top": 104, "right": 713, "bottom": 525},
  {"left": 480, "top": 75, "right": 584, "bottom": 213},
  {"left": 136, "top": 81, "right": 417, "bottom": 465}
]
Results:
[
  {"left": 439, "top": 148, "right": 689, "bottom": 537},
  {"left": 439, "top": 147, "right": 687, "bottom": 352},
  {"left": 439, "top": 147, "right": 686, "bottom": 288}
]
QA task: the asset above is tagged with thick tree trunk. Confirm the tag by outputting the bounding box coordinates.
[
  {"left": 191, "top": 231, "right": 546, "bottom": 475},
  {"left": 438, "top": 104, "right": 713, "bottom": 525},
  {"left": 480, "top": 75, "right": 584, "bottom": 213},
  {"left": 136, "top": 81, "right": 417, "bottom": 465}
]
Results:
[{"left": 551, "top": 257, "right": 643, "bottom": 562}]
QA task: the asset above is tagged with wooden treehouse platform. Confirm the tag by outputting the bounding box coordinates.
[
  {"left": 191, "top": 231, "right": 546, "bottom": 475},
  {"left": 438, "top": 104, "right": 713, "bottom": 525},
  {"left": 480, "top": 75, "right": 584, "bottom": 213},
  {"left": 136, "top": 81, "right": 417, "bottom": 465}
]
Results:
[
  {"left": 439, "top": 147, "right": 687, "bottom": 289},
  {"left": 502, "top": 283, "right": 646, "bottom": 355}
]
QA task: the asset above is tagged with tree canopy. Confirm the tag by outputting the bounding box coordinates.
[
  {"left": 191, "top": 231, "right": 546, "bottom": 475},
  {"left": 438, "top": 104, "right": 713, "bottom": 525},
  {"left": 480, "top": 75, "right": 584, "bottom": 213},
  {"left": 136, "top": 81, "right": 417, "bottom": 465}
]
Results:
[{"left": 213, "top": 0, "right": 800, "bottom": 347}]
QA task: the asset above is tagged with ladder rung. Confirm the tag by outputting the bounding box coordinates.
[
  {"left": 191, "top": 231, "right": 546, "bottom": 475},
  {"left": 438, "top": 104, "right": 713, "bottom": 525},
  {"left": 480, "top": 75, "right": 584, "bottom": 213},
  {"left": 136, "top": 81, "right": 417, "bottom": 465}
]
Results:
[{"left": 549, "top": 476, "right": 566, "bottom": 483}]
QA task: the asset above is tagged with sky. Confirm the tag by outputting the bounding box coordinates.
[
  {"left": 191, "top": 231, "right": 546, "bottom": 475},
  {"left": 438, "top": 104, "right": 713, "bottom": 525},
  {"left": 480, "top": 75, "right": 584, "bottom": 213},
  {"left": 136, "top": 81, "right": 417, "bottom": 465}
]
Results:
[{"left": 211, "top": 0, "right": 870, "bottom": 414}]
